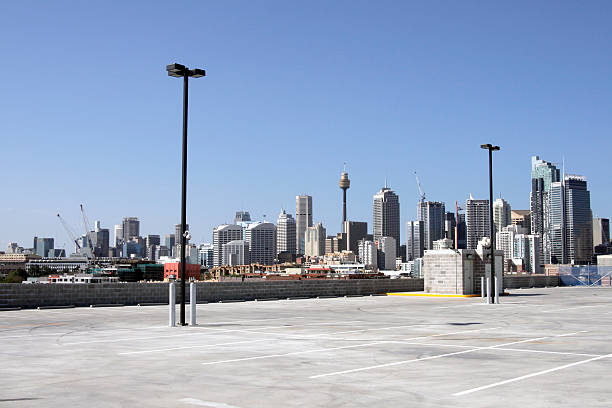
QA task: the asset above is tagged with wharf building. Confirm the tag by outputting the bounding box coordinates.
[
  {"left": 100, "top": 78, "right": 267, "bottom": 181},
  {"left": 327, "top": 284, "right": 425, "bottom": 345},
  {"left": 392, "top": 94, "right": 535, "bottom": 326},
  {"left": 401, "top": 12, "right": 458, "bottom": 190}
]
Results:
[
  {"left": 373, "top": 185, "right": 400, "bottom": 252},
  {"left": 295, "top": 195, "right": 313, "bottom": 255},
  {"left": 466, "top": 196, "right": 490, "bottom": 250}
]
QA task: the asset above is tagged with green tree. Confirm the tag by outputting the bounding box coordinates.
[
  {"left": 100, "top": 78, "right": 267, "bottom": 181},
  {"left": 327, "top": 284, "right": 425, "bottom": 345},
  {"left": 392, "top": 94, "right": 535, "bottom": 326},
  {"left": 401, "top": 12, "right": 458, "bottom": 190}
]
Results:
[{"left": 2, "top": 270, "right": 27, "bottom": 283}]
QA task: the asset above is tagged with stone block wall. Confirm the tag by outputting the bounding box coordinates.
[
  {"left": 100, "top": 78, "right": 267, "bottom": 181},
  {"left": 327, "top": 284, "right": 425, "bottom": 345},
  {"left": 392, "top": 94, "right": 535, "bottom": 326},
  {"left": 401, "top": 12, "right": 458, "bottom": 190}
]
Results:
[{"left": 0, "top": 279, "right": 424, "bottom": 308}]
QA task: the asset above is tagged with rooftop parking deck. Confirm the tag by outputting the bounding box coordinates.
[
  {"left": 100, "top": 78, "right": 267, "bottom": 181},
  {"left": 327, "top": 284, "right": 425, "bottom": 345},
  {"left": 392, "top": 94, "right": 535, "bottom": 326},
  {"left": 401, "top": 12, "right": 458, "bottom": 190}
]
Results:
[{"left": 1, "top": 286, "right": 611, "bottom": 407}]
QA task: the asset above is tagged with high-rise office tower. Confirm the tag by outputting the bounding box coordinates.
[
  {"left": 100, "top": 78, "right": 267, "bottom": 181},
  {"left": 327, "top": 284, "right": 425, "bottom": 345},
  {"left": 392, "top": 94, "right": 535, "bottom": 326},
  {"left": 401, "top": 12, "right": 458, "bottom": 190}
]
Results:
[
  {"left": 376, "top": 236, "right": 396, "bottom": 270},
  {"left": 276, "top": 209, "right": 296, "bottom": 255},
  {"left": 165, "top": 234, "right": 176, "bottom": 251},
  {"left": 122, "top": 217, "right": 140, "bottom": 241},
  {"left": 175, "top": 223, "right": 190, "bottom": 242},
  {"left": 530, "top": 156, "right": 561, "bottom": 265},
  {"left": 444, "top": 212, "right": 456, "bottom": 241},
  {"left": 493, "top": 198, "right": 512, "bottom": 234},
  {"left": 466, "top": 197, "right": 490, "bottom": 250},
  {"left": 339, "top": 168, "right": 350, "bottom": 230},
  {"left": 343, "top": 221, "right": 368, "bottom": 253},
  {"left": 296, "top": 195, "right": 313, "bottom": 255},
  {"left": 417, "top": 201, "right": 445, "bottom": 250},
  {"left": 511, "top": 210, "right": 532, "bottom": 232},
  {"left": 304, "top": 222, "right": 326, "bottom": 257},
  {"left": 35, "top": 238, "right": 54, "bottom": 257},
  {"left": 223, "top": 240, "right": 250, "bottom": 266},
  {"left": 406, "top": 221, "right": 424, "bottom": 261},
  {"left": 234, "top": 211, "right": 251, "bottom": 224},
  {"left": 373, "top": 185, "right": 400, "bottom": 252},
  {"left": 564, "top": 175, "right": 593, "bottom": 264},
  {"left": 245, "top": 222, "right": 276, "bottom": 265},
  {"left": 593, "top": 218, "right": 610, "bottom": 248},
  {"left": 548, "top": 180, "right": 566, "bottom": 264},
  {"left": 456, "top": 212, "right": 467, "bottom": 249},
  {"left": 114, "top": 225, "right": 123, "bottom": 247},
  {"left": 213, "top": 224, "right": 243, "bottom": 266},
  {"left": 88, "top": 222, "right": 110, "bottom": 257}
]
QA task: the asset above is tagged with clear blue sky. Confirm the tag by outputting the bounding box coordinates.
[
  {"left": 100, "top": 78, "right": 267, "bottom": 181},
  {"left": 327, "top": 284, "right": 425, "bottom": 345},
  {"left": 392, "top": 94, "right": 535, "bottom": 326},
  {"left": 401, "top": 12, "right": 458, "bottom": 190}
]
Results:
[{"left": 1, "top": 1, "right": 611, "bottom": 250}]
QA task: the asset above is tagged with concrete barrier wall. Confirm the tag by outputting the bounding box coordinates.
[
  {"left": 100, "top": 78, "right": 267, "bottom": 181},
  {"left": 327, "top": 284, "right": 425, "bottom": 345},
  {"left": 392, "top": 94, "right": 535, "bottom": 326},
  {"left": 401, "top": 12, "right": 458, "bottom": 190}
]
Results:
[
  {"left": 0, "top": 279, "right": 424, "bottom": 308},
  {"left": 503, "top": 275, "right": 559, "bottom": 289}
]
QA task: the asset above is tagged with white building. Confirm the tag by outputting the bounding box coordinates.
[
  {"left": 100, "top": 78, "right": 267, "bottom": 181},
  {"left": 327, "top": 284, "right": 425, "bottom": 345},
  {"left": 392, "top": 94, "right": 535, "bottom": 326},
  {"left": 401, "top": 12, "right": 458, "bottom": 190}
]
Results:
[
  {"left": 358, "top": 240, "right": 377, "bottom": 269},
  {"left": 305, "top": 222, "right": 326, "bottom": 257},
  {"left": 245, "top": 222, "right": 276, "bottom": 265},
  {"left": 213, "top": 224, "right": 243, "bottom": 266},
  {"left": 276, "top": 209, "right": 296, "bottom": 255},
  {"left": 493, "top": 198, "right": 512, "bottom": 234},
  {"left": 222, "top": 240, "right": 250, "bottom": 266}
]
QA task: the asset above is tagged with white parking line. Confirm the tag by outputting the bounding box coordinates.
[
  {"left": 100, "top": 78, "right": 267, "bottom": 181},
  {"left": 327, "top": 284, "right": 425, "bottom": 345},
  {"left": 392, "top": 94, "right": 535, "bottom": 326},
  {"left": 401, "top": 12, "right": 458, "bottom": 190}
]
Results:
[
  {"left": 118, "top": 339, "right": 269, "bottom": 355},
  {"left": 309, "top": 331, "right": 587, "bottom": 379},
  {"left": 201, "top": 341, "right": 387, "bottom": 365},
  {"left": 542, "top": 305, "right": 605, "bottom": 313},
  {"left": 453, "top": 352, "right": 612, "bottom": 396}
]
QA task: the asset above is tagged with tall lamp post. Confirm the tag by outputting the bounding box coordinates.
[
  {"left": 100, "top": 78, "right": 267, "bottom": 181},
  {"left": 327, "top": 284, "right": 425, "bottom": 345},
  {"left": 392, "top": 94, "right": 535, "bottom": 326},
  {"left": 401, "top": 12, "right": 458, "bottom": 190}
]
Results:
[
  {"left": 166, "top": 63, "right": 206, "bottom": 326},
  {"left": 480, "top": 143, "right": 500, "bottom": 304}
]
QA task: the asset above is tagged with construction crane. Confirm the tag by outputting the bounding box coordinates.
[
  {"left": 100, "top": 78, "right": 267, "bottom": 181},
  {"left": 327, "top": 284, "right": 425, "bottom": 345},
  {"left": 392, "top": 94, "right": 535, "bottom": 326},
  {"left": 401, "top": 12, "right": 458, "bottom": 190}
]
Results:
[
  {"left": 80, "top": 204, "right": 95, "bottom": 257},
  {"left": 414, "top": 171, "right": 426, "bottom": 203},
  {"left": 57, "top": 213, "right": 81, "bottom": 252}
]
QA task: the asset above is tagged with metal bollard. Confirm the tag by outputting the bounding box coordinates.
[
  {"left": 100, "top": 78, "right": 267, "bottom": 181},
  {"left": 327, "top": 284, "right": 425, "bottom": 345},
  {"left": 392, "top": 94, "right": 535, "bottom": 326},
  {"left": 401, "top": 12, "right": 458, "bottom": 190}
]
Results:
[
  {"left": 486, "top": 277, "right": 491, "bottom": 304},
  {"left": 169, "top": 282, "right": 176, "bottom": 327},
  {"left": 495, "top": 276, "right": 500, "bottom": 304},
  {"left": 190, "top": 282, "right": 196, "bottom": 326},
  {"left": 481, "top": 277, "right": 485, "bottom": 298}
]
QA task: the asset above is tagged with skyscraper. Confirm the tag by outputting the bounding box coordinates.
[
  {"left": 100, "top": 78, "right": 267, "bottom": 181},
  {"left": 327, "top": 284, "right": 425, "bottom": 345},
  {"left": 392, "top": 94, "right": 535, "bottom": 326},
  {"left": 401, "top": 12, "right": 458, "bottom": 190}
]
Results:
[
  {"left": 295, "top": 195, "right": 313, "bottom": 255},
  {"left": 511, "top": 210, "right": 532, "bottom": 232},
  {"left": 114, "top": 225, "right": 123, "bottom": 247},
  {"left": 213, "top": 224, "right": 243, "bottom": 266},
  {"left": 564, "top": 175, "right": 593, "bottom": 264},
  {"left": 358, "top": 239, "right": 378, "bottom": 269},
  {"left": 373, "top": 185, "right": 400, "bottom": 252},
  {"left": 493, "top": 198, "right": 512, "bottom": 234},
  {"left": 122, "top": 217, "right": 140, "bottom": 241},
  {"left": 35, "top": 238, "right": 54, "bottom": 258},
  {"left": 466, "top": 197, "right": 490, "bottom": 250},
  {"left": 304, "top": 222, "right": 326, "bottom": 257},
  {"left": 548, "top": 181, "right": 566, "bottom": 264},
  {"left": 276, "top": 209, "right": 296, "bottom": 255},
  {"left": 343, "top": 221, "right": 368, "bottom": 253},
  {"left": 417, "top": 201, "right": 445, "bottom": 250},
  {"left": 406, "top": 221, "right": 424, "bottom": 261},
  {"left": 234, "top": 211, "right": 251, "bottom": 224},
  {"left": 376, "top": 236, "right": 396, "bottom": 270},
  {"left": 530, "top": 156, "right": 561, "bottom": 265},
  {"left": 223, "top": 240, "right": 250, "bottom": 266},
  {"left": 593, "top": 218, "right": 610, "bottom": 248},
  {"left": 245, "top": 222, "right": 276, "bottom": 265}
]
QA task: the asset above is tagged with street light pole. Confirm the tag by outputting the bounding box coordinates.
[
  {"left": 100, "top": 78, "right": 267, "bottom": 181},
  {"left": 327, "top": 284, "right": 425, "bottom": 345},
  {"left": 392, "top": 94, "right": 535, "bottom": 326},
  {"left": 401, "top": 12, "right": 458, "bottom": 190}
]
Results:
[
  {"left": 480, "top": 143, "right": 500, "bottom": 304},
  {"left": 167, "top": 63, "right": 206, "bottom": 326}
]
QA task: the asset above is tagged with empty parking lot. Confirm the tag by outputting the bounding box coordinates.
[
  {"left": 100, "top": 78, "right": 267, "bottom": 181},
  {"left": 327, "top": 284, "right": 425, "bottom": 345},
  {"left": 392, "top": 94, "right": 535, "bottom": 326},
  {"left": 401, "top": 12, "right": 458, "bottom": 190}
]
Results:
[{"left": 1, "top": 286, "right": 611, "bottom": 407}]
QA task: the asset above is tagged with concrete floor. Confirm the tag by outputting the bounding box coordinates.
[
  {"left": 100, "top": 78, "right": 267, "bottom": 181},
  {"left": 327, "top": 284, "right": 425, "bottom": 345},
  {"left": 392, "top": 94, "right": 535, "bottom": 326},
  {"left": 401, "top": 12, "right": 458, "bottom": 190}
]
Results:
[{"left": 1, "top": 286, "right": 611, "bottom": 407}]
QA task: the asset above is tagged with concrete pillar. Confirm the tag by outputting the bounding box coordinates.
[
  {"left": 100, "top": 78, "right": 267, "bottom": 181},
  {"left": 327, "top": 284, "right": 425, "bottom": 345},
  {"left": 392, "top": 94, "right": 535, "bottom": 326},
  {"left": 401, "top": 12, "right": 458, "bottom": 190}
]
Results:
[
  {"left": 169, "top": 282, "right": 176, "bottom": 327},
  {"left": 190, "top": 282, "right": 196, "bottom": 326}
]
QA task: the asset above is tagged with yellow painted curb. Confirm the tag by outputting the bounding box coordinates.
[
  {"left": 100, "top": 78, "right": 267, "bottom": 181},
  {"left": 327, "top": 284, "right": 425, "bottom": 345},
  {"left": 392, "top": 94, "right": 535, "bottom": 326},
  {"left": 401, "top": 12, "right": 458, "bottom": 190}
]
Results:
[{"left": 386, "top": 292, "right": 480, "bottom": 298}]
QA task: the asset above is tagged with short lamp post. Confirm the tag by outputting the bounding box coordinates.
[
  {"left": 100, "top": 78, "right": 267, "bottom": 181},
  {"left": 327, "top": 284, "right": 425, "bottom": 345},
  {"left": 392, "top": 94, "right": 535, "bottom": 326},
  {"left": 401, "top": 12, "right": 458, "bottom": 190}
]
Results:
[
  {"left": 166, "top": 63, "right": 206, "bottom": 325},
  {"left": 480, "top": 143, "right": 500, "bottom": 304}
]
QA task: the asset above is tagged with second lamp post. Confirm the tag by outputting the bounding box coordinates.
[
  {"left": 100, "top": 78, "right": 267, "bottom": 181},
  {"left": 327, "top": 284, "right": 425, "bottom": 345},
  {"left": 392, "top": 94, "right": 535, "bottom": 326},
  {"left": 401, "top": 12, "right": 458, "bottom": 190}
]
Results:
[{"left": 481, "top": 143, "right": 500, "bottom": 304}]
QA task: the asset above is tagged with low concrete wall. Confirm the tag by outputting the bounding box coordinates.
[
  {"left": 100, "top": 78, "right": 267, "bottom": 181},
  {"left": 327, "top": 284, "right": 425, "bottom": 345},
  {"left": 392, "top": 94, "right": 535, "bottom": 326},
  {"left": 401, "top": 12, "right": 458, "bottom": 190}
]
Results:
[
  {"left": 0, "top": 279, "right": 424, "bottom": 308},
  {"left": 503, "top": 275, "right": 559, "bottom": 289}
]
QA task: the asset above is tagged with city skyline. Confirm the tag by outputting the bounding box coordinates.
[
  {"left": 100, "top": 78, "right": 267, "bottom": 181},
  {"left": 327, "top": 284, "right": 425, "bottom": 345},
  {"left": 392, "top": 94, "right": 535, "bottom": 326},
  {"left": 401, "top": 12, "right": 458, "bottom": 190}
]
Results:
[{"left": 2, "top": 2, "right": 612, "bottom": 248}]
